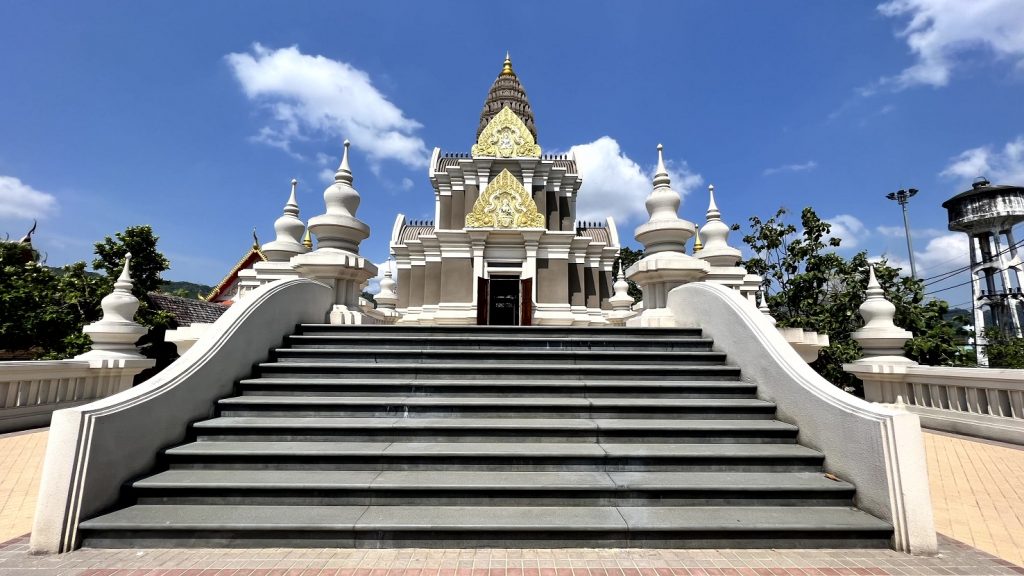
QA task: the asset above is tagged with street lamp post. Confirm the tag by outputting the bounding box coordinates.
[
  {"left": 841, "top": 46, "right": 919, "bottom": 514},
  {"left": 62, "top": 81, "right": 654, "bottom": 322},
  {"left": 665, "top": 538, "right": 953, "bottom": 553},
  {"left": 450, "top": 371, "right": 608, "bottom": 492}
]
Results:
[{"left": 886, "top": 188, "right": 919, "bottom": 279}]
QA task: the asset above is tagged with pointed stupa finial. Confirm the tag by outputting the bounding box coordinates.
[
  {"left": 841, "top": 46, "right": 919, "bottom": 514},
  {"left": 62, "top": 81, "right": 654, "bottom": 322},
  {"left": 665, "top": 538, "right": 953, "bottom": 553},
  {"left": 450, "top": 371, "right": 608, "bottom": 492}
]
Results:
[
  {"left": 302, "top": 227, "right": 313, "bottom": 249},
  {"left": 262, "top": 178, "right": 308, "bottom": 261},
  {"left": 706, "top": 184, "right": 721, "bottom": 221},
  {"left": 335, "top": 139, "right": 353, "bottom": 184},
  {"left": 693, "top": 228, "right": 703, "bottom": 252},
  {"left": 653, "top": 143, "right": 670, "bottom": 188},
  {"left": 116, "top": 252, "right": 133, "bottom": 290},
  {"left": 502, "top": 51, "right": 514, "bottom": 76}
]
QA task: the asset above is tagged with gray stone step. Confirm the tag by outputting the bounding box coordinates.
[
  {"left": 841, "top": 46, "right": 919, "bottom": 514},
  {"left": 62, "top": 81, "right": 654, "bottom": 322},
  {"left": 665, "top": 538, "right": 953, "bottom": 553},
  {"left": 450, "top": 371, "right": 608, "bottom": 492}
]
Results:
[
  {"left": 236, "top": 378, "right": 758, "bottom": 399},
  {"left": 78, "top": 504, "right": 892, "bottom": 548},
  {"left": 215, "top": 396, "right": 777, "bottom": 419},
  {"left": 285, "top": 333, "right": 715, "bottom": 352},
  {"left": 256, "top": 363, "right": 743, "bottom": 381},
  {"left": 295, "top": 325, "right": 705, "bottom": 340},
  {"left": 130, "top": 469, "right": 855, "bottom": 506},
  {"left": 164, "top": 441, "right": 826, "bottom": 472},
  {"left": 191, "top": 417, "right": 800, "bottom": 444},
  {"left": 270, "top": 349, "right": 728, "bottom": 367}
]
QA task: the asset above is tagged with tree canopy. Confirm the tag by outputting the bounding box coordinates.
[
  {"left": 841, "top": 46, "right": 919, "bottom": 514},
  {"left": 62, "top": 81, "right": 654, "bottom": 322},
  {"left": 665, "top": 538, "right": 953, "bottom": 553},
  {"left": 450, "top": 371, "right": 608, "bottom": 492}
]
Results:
[{"left": 741, "top": 207, "right": 968, "bottom": 393}]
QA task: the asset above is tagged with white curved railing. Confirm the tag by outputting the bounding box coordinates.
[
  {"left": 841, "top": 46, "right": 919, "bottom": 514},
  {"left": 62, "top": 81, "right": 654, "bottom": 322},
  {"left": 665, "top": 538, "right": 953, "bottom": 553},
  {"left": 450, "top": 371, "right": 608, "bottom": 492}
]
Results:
[
  {"left": 668, "top": 282, "right": 937, "bottom": 555},
  {"left": 30, "top": 278, "right": 333, "bottom": 553}
]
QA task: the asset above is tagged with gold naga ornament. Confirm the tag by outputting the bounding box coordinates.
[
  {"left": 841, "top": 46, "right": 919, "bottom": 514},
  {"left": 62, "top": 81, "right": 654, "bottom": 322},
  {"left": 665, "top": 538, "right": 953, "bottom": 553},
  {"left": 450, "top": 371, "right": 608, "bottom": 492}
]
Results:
[
  {"left": 465, "top": 169, "right": 545, "bottom": 229},
  {"left": 471, "top": 106, "right": 541, "bottom": 158}
]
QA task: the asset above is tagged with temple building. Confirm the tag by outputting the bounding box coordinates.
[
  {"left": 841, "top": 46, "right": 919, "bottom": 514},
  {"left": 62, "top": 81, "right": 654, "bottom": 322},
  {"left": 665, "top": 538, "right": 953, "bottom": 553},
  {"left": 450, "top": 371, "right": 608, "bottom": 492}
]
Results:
[{"left": 390, "top": 55, "right": 621, "bottom": 326}]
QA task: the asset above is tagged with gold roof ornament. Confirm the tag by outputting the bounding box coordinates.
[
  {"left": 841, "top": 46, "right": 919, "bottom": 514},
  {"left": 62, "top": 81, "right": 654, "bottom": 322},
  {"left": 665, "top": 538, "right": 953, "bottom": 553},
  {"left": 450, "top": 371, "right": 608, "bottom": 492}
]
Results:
[
  {"left": 465, "top": 169, "right": 545, "bottom": 229},
  {"left": 693, "top": 228, "right": 703, "bottom": 252},
  {"left": 501, "top": 51, "right": 515, "bottom": 76},
  {"left": 472, "top": 106, "right": 541, "bottom": 158},
  {"left": 302, "top": 227, "right": 313, "bottom": 249}
]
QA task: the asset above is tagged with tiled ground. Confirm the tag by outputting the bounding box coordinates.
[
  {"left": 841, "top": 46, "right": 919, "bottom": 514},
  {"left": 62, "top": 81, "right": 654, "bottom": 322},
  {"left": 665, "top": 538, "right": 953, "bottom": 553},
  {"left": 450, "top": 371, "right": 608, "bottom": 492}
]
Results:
[
  {"left": 1, "top": 533, "right": 1022, "bottom": 576},
  {"left": 925, "top": 431, "right": 1024, "bottom": 565},
  {"left": 0, "top": 428, "right": 47, "bottom": 542},
  {"left": 1, "top": 428, "right": 1022, "bottom": 575}
]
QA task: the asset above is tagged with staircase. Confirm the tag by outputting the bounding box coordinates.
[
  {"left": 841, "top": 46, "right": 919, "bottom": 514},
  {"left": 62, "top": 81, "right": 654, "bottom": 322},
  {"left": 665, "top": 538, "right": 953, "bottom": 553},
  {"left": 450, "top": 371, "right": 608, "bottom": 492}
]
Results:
[{"left": 79, "top": 325, "right": 892, "bottom": 549}]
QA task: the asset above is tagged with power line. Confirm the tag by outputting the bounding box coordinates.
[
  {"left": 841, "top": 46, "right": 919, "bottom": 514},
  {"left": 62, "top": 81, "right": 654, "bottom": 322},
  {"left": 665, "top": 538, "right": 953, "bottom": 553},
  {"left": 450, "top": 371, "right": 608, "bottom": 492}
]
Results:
[{"left": 919, "top": 236, "right": 1024, "bottom": 287}]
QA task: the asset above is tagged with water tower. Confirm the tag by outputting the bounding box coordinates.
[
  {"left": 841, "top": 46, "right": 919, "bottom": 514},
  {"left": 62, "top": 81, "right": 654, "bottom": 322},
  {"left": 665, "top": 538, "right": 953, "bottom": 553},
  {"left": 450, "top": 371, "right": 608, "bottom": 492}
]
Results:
[{"left": 942, "top": 177, "right": 1024, "bottom": 365}]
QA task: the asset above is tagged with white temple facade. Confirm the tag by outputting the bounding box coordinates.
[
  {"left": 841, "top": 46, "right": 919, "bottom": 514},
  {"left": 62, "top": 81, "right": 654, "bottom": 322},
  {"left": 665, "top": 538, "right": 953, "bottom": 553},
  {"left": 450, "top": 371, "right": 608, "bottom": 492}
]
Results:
[{"left": 390, "top": 55, "right": 620, "bottom": 326}]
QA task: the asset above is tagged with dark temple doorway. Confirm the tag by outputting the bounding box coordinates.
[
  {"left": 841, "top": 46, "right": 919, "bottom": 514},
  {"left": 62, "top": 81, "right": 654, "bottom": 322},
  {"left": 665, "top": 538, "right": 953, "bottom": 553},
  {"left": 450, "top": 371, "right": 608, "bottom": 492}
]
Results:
[{"left": 488, "top": 278, "right": 520, "bottom": 326}]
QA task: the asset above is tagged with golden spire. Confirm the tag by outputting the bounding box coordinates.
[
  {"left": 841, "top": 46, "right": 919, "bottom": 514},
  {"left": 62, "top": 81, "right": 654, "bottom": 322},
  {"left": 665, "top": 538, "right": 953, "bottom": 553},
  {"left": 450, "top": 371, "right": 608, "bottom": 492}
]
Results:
[
  {"left": 501, "top": 51, "right": 515, "bottom": 76},
  {"left": 693, "top": 228, "right": 703, "bottom": 252},
  {"left": 302, "top": 227, "right": 313, "bottom": 249}
]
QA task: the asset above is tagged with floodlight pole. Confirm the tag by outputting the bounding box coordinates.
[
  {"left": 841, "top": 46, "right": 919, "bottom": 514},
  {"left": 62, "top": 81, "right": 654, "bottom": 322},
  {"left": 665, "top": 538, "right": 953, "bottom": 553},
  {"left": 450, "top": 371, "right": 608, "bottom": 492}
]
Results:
[{"left": 886, "top": 188, "right": 919, "bottom": 279}]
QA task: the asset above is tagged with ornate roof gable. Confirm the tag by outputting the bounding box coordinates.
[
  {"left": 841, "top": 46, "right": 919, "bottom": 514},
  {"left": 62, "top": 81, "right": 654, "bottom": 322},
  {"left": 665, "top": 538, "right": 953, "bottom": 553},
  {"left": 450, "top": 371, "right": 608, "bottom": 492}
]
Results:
[
  {"left": 465, "top": 169, "right": 545, "bottom": 229},
  {"left": 472, "top": 106, "right": 541, "bottom": 158}
]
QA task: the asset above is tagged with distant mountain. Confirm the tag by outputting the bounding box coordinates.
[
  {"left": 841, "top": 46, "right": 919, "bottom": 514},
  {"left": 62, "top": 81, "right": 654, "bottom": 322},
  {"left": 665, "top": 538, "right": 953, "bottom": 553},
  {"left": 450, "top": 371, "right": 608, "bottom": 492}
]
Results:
[
  {"left": 45, "top": 266, "right": 212, "bottom": 300},
  {"left": 160, "top": 280, "right": 214, "bottom": 299}
]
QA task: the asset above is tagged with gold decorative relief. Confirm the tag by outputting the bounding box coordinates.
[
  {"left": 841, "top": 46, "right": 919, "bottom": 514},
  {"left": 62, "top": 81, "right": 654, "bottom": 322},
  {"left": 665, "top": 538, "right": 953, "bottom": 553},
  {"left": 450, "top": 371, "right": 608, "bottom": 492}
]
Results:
[
  {"left": 471, "top": 106, "right": 541, "bottom": 158},
  {"left": 465, "top": 169, "right": 545, "bottom": 229}
]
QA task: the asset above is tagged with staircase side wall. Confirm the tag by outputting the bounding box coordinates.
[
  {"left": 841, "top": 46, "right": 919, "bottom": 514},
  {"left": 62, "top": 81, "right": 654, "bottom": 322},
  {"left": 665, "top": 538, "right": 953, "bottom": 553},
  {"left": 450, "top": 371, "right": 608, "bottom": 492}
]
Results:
[
  {"left": 668, "top": 282, "right": 937, "bottom": 555},
  {"left": 30, "top": 278, "right": 334, "bottom": 554}
]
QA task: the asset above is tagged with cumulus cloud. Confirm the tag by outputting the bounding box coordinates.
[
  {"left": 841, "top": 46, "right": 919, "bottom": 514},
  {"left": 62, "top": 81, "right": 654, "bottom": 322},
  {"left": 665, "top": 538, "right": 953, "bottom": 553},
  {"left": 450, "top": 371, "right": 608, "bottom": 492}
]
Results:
[
  {"left": 874, "top": 0, "right": 1024, "bottom": 90},
  {"left": 825, "top": 214, "right": 867, "bottom": 248},
  {"left": 226, "top": 44, "right": 429, "bottom": 168},
  {"left": 763, "top": 160, "right": 817, "bottom": 176},
  {"left": 876, "top": 225, "right": 946, "bottom": 239},
  {"left": 569, "top": 137, "right": 702, "bottom": 224},
  {"left": 940, "top": 136, "right": 1024, "bottom": 184},
  {"left": 0, "top": 175, "right": 58, "bottom": 220},
  {"left": 914, "top": 232, "right": 970, "bottom": 275}
]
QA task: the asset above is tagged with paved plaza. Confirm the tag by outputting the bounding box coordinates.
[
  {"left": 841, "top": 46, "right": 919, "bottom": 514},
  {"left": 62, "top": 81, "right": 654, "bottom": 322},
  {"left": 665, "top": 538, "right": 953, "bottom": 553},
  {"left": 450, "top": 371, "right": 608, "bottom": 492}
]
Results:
[{"left": 1, "top": 428, "right": 1021, "bottom": 575}]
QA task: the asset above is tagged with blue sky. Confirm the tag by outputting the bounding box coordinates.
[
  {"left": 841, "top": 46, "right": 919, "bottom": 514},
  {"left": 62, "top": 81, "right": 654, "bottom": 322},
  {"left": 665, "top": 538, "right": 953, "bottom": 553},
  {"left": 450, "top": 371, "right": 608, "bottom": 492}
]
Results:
[{"left": 1, "top": 1, "right": 1022, "bottom": 308}]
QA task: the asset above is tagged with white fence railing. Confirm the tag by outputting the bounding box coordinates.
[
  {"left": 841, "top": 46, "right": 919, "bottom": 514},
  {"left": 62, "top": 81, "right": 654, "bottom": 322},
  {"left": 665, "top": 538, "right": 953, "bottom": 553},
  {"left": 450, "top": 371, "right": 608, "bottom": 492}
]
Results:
[
  {"left": 0, "top": 358, "right": 153, "bottom": 433},
  {"left": 846, "top": 363, "right": 1024, "bottom": 445}
]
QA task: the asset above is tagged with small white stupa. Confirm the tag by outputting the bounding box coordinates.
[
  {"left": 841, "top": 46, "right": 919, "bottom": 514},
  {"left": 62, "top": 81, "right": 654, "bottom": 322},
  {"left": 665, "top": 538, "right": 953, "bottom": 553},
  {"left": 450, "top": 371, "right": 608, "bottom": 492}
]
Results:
[
  {"left": 851, "top": 265, "right": 915, "bottom": 364},
  {"left": 76, "top": 254, "right": 148, "bottom": 360},
  {"left": 694, "top": 184, "right": 760, "bottom": 300},
  {"left": 291, "top": 140, "right": 378, "bottom": 324},
  {"left": 626, "top": 144, "right": 710, "bottom": 326}
]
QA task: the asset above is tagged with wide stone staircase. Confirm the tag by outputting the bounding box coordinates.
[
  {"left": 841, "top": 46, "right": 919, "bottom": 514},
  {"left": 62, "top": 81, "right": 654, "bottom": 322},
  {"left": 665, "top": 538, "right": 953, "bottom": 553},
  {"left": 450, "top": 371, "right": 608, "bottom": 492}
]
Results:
[{"left": 78, "top": 325, "right": 892, "bottom": 548}]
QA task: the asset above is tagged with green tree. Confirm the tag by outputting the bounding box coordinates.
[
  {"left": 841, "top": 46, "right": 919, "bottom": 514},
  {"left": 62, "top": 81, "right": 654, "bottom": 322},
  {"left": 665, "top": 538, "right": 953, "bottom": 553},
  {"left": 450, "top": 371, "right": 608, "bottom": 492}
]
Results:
[
  {"left": 984, "top": 329, "right": 1024, "bottom": 368},
  {"left": 0, "top": 242, "right": 105, "bottom": 359},
  {"left": 741, "top": 207, "right": 966, "bottom": 394}
]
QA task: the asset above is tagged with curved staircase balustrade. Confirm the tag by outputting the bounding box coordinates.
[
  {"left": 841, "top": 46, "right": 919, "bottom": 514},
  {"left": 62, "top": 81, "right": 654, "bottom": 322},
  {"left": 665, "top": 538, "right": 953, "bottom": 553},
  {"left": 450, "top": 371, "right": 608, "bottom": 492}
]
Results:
[
  {"left": 667, "top": 282, "right": 937, "bottom": 555},
  {"left": 30, "top": 278, "right": 334, "bottom": 554}
]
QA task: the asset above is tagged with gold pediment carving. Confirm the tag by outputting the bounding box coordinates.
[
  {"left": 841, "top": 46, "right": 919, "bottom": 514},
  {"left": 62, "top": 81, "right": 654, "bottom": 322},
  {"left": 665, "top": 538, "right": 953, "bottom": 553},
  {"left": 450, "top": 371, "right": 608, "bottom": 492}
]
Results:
[
  {"left": 465, "top": 169, "right": 545, "bottom": 229},
  {"left": 471, "top": 106, "right": 541, "bottom": 158}
]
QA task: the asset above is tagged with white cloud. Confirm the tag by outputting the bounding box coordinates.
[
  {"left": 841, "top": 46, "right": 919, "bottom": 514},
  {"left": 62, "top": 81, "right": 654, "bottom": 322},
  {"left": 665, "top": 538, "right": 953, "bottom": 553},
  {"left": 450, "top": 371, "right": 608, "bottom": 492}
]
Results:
[
  {"left": 400, "top": 177, "right": 414, "bottom": 191},
  {"left": 825, "top": 214, "right": 867, "bottom": 248},
  {"left": 876, "top": 225, "right": 946, "bottom": 239},
  {"left": 0, "top": 175, "right": 58, "bottom": 220},
  {"left": 763, "top": 160, "right": 817, "bottom": 176},
  {"left": 940, "top": 136, "right": 1024, "bottom": 184},
  {"left": 318, "top": 168, "right": 336, "bottom": 184},
  {"left": 226, "top": 44, "right": 429, "bottom": 168},
  {"left": 569, "top": 137, "right": 702, "bottom": 224},
  {"left": 914, "top": 232, "right": 969, "bottom": 275},
  {"left": 364, "top": 259, "right": 396, "bottom": 295},
  {"left": 875, "top": 0, "right": 1024, "bottom": 90}
]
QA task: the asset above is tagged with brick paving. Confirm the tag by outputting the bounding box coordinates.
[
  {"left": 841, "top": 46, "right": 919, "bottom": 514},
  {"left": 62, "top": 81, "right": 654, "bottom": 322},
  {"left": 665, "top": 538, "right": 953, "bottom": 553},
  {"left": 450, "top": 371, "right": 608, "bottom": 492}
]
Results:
[{"left": 1, "top": 428, "right": 1022, "bottom": 575}]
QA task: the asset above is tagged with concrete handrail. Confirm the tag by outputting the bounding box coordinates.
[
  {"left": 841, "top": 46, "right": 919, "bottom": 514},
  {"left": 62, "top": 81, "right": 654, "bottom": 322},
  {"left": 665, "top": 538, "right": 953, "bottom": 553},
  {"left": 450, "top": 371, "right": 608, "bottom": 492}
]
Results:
[
  {"left": 668, "top": 282, "right": 936, "bottom": 554},
  {"left": 30, "top": 278, "right": 333, "bottom": 553}
]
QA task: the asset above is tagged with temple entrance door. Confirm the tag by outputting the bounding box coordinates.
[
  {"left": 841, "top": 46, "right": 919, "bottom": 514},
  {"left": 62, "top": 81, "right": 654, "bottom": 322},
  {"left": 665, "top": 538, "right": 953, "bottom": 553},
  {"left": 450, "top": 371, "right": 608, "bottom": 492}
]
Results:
[
  {"left": 488, "top": 278, "right": 520, "bottom": 326},
  {"left": 476, "top": 277, "right": 532, "bottom": 326}
]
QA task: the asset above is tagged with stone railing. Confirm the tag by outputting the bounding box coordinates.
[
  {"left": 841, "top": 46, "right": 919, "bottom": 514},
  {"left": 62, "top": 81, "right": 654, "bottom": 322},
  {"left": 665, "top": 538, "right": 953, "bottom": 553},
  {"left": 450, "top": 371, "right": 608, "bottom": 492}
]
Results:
[
  {"left": 847, "top": 364, "right": 1024, "bottom": 445},
  {"left": 0, "top": 358, "right": 153, "bottom": 433},
  {"left": 669, "top": 282, "right": 936, "bottom": 555}
]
